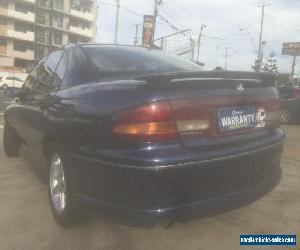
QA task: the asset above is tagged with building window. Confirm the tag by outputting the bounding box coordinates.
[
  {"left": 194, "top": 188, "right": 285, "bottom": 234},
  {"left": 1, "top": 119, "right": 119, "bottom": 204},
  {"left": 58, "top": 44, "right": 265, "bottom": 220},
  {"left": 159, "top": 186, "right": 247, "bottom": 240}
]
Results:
[
  {"left": 0, "top": 38, "right": 7, "bottom": 54},
  {"left": 0, "top": 1, "right": 8, "bottom": 8},
  {"left": 70, "top": 19, "right": 89, "bottom": 29},
  {"left": 15, "top": 3, "right": 33, "bottom": 14},
  {"left": 69, "top": 36, "right": 78, "bottom": 44},
  {"left": 36, "top": 11, "right": 46, "bottom": 25},
  {"left": 0, "top": 38, "right": 6, "bottom": 45},
  {"left": 0, "top": 17, "right": 7, "bottom": 35},
  {"left": 36, "top": 0, "right": 50, "bottom": 8},
  {"left": 53, "top": 31, "right": 63, "bottom": 45},
  {"left": 15, "top": 22, "right": 32, "bottom": 33},
  {"left": 52, "top": 15, "right": 64, "bottom": 29},
  {"left": 36, "top": 28, "right": 45, "bottom": 43},
  {"left": 35, "top": 45, "right": 45, "bottom": 61},
  {"left": 0, "top": 17, "right": 7, "bottom": 25},
  {"left": 14, "top": 41, "right": 31, "bottom": 52},
  {"left": 53, "top": 0, "right": 64, "bottom": 11},
  {"left": 71, "top": 0, "right": 92, "bottom": 12}
]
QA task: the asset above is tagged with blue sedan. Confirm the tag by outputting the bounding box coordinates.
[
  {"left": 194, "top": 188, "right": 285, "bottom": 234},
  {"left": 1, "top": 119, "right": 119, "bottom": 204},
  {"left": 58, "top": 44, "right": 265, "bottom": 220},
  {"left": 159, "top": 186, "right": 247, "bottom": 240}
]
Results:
[{"left": 3, "top": 44, "right": 284, "bottom": 227}]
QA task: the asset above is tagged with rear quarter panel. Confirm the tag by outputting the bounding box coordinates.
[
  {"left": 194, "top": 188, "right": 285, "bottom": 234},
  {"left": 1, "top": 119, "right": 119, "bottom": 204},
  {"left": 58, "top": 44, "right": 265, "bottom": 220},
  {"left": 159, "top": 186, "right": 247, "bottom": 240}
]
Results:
[{"left": 51, "top": 80, "right": 167, "bottom": 150}]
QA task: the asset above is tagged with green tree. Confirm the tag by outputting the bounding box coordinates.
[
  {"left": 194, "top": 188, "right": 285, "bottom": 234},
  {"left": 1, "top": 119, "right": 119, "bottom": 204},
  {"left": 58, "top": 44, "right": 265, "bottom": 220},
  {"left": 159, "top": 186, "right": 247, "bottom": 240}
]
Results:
[{"left": 262, "top": 51, "right": 279, "bottom": 74}]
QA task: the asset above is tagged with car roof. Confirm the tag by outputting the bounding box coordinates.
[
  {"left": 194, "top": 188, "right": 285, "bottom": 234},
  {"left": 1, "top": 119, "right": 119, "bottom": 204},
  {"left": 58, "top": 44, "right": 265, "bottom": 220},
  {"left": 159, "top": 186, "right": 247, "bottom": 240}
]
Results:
[
  {"left": 78, "top": 43, "right": 144, "bottom": 48},
  {"left": 63, "top": 43, "right": 158, "bottom": 54}
]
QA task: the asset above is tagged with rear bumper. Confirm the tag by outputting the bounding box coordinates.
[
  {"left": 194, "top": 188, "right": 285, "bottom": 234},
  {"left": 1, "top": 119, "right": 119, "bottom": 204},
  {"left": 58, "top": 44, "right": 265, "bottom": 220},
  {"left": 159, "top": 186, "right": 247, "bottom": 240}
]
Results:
[
  {"left": 66, "top": 129, "right": 285, "bottom": 223},
  {"left": 76, "top": 169, "right": 281, "bottom": 225}
]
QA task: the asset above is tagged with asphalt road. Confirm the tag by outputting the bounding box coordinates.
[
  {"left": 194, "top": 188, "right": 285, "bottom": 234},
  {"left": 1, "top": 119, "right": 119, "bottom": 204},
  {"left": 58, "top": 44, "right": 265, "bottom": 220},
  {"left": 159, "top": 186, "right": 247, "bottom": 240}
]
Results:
[{"left": 0, "top": 92, "right": 299, "bottom": 250}]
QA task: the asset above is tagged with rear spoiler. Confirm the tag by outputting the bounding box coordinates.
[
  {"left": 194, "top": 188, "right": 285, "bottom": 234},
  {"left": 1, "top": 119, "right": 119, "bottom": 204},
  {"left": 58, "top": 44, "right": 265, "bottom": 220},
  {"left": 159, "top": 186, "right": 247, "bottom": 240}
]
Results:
[{"left": 136, "top": 71, "right": 276, "bottom": 87}]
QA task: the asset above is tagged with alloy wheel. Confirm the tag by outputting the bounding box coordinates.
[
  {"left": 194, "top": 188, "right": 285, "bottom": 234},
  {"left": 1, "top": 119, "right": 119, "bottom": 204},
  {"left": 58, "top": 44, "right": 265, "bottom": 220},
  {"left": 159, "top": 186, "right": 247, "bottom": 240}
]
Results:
[{"left": 49, "top": 154, "right": 67, "bottom": 214}]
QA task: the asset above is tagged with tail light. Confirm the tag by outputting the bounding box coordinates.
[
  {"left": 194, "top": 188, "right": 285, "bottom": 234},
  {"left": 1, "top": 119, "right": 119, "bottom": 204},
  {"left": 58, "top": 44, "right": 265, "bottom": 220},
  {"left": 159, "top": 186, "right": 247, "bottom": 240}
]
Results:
[
  {"left": 112, "top": 101, "right": 213, "bottom": 142},
  {"left": 112, "top": 97, "right": 281, "bottom": 143},
  {"left": 112, "top": 101, "right": 177, "bottom": 142},
  {"left": 263, "top": 98, "right": 281, "bottom": 127}
]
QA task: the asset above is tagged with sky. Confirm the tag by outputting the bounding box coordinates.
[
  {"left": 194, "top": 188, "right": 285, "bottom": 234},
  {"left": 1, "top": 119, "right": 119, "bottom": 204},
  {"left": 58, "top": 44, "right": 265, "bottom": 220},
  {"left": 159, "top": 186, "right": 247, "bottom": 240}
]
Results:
[{"left": 96, "top": 0, "right": 300, "bottom": 73}]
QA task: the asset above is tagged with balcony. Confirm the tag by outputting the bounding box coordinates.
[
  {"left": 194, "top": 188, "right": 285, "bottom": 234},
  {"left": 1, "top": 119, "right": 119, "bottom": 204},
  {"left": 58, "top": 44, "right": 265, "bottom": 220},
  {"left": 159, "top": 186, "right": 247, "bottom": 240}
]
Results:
[
  {"left": 7, "top": 29, "right": 34, "bottom": 42},
  {"left": 0, "top": 45, "right": 7, "bottom": 55},
  {"left": 0, "top": 25, "right": 7, "bottom": 35},
  {"left": 0, "top": 7, "right": 8, "bottom": 16},
  {"left": 16, "top": 0, "right": 35, "bottom": 4},
  {"left": 69, "top": 26, "right": 93, "bottom": 38},
  {"left": 13, "top": 49, "right": 34, "bottom": 60},
  {"left": 7, "top": 9, "right": 35, "bottom": 23},
  {"left": 70, "top": 9, "right": 93, "bottom": 22}
]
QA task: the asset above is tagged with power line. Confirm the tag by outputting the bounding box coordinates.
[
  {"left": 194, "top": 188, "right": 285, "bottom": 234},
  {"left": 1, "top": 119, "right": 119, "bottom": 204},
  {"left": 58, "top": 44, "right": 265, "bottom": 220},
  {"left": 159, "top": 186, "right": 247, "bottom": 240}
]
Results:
[
  {"left": 99, "top": 1, "right": 143, "bottom": 17},
  {"left": 163, "top": 3, "right": 202, "bottom": 34},
  {"left": 120, "top": 5, "right": 143, "bottom": 17},
  {"left": 239, "top": 28, "right": 257, "bottom": 52},
  {"left": 160, "top": 5, "right": 189, "bottom": 30},
  {"left": 158, "top": 14, "right": 181, "bottom": 32}
]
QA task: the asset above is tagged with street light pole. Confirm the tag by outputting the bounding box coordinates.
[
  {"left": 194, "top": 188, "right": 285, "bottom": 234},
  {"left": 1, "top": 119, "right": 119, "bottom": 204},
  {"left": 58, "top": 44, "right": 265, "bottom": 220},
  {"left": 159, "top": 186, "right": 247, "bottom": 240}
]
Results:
[
  {"left": 133, "top": 23, "right": 141, "bottom": 46},
  {"left": 257, "top": 3, "right": 268, "bottom": 72},
  {"left": 196, "top": 24, "right": 206, "bottom": 63},
  {"left": 114, "top": 0, "right": 120, "bottom": 44},
  {"left": 291, "top": 55, "right": 297, "bottom": 84},
  {"left": 224, "top": 47, "right": 229, "bottom": 71},
  {"left": 152, "top": 0, "right": 162, "bottom": 47}
]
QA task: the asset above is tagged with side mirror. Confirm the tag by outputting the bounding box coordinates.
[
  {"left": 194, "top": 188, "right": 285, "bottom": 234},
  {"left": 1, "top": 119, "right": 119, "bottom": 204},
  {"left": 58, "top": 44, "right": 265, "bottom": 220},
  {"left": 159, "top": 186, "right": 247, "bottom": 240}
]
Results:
[{"left": 4, "top": 87, "right": 21, "bottom": 98}]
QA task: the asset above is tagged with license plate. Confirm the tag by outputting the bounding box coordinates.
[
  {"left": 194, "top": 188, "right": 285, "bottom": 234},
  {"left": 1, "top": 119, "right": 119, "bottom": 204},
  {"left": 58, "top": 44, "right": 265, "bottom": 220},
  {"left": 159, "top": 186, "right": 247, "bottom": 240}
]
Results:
[{"left": 218, "top": 106, "right": 257, "bottom": 132}]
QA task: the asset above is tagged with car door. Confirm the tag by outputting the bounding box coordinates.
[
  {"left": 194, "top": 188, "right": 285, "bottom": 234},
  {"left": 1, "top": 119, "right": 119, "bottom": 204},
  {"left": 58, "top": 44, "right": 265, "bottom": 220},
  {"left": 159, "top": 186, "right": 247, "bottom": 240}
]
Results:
[
  {"left": 19, "top": 50, "right": 65, "bottom": 165},
  {"left": 5, "top": 64, "right": 41, "bottom": 142}
]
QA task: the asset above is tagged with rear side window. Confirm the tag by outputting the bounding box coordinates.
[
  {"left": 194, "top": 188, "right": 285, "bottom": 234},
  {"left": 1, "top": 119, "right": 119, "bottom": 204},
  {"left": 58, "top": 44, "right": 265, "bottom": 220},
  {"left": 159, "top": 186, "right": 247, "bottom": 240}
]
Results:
[
  {"left": 45, "top": 50, "right": 63, "bottom": 73},
  {"left": 52, "top": 53, "right": 66, "bottom": 90},
  {"left": 83, "top": 45, "right": 202, "bottom": 78},
  {"left": 37, "top": 50, "right": 63, "bottom": 93},
  {"left": 22, "top": 64, "right": 40, "bottom": 95},
  {"left": 62, "top": 46, "right": 96, "bottom": 88}
]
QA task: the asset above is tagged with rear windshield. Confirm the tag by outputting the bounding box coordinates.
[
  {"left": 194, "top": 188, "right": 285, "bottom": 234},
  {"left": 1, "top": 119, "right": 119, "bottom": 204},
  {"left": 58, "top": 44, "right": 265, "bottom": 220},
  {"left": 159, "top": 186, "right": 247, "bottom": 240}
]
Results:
[{"left": 83, "top": 45, "right": 202, "bottom": 77}]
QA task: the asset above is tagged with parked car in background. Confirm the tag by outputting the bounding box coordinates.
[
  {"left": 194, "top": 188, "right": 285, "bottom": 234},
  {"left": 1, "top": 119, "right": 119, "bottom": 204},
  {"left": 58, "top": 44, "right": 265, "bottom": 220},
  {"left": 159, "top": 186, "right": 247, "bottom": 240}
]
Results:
[
  {"left": 278, "top": 84, "right": 300, "bottom": 123},
  {"left": 0, "top": 76, "right": 24, "bottom": 90},
  {"left": 3, "top": 44, "right": 284, "bottom": 227}
]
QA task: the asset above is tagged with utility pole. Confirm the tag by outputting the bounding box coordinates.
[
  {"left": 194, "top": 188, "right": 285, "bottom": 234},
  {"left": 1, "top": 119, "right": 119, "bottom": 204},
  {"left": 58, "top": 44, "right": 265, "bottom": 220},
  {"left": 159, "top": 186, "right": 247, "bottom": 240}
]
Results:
[
  {"left": 133, "top": 23, "right": 141, "bottom": 46},
  {"left": 256, "top": 2, "right": 268, "bottom": 72},
  {"left": 114, "top": 0, "right": 120, "bottom": 44},
  {"left": 152, "top": 0, "right": 162, "bottom": 47},
  {"left": 291, "top": 55, "right": 297, "bottom": 84},
  {"left": 224, "top": 47, "right": 229, "bottom": 71},
  {"left": 196, "top": 24, "right": 206, "bottom": 63}
]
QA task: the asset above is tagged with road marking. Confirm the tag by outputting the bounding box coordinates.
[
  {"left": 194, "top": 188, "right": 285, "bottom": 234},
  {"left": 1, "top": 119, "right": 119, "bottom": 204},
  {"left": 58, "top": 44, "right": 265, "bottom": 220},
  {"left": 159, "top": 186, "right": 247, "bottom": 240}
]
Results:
[
  {"left": 0, "top": 113, "right": 4, "bottom": 116},
  {"left": 0, "top": 125, "right": 3, "bottom": 129}
]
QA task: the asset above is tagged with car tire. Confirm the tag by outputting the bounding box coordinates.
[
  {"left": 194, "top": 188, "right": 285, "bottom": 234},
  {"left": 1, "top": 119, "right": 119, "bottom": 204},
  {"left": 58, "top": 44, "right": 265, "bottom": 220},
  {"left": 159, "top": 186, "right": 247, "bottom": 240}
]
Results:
[
  {"left": 47, "top": 142, "right": 84, "bottom": 227},
  {"left": 3, "top": 121, "right": 20, "bottom": 157}
]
